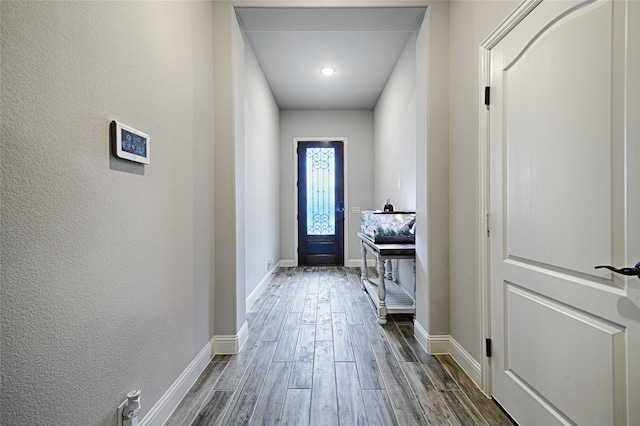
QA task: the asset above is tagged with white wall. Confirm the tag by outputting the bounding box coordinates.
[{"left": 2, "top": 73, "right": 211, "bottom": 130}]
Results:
[
  {"left": 213, "top": 2, "right": 247, "bottom": 340},
  {"left": 279, "top": 110, "right": 374, "bottom": 265},
  {"left": 374, "top": 32, "right": 417, "bottom": 212},
  {"left": 374, "top": 31, "right": 418, "bottom": 293},
  {"left": 448, "top": 0, "right": 519, "bottom": 363},
  {"left": 1, "top": 2, "right": 213, "bottom": 424},
  {"left": 413, "top": 1, "right": 451, "bottom": 345},
  {"left": 243, "top": 35, "right": 280, "bottom": 301},
  {"left": 0, "top": 2, "right": 532, "bottom": 423}
]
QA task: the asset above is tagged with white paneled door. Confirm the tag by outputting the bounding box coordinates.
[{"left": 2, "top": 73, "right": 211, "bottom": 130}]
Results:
[{"left": 488, "top": 0, "right": 639, "bottom": 425}]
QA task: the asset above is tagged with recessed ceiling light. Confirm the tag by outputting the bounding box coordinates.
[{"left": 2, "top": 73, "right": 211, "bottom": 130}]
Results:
[{"left": 321, "top": 67, "right": 335, "bottom": 76}]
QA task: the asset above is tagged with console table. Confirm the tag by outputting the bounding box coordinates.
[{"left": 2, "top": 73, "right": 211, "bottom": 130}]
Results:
[{"left": 357, "top": 232, "right": 416, "bottom": 325}]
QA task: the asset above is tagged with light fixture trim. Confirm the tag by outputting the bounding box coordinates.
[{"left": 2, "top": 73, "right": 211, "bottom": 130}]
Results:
[{"left": 321, "top": 67, "right": 335, "bottom": 76}]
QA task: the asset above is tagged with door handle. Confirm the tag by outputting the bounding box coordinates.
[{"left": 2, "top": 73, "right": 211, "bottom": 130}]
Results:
[{"left": 594, "top": 261, "right": 640, "bottom": 277}]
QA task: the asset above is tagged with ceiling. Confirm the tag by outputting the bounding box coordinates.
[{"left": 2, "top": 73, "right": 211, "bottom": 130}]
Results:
[{"left": 235, "top": 7, "right": 426, "bottom": 110}]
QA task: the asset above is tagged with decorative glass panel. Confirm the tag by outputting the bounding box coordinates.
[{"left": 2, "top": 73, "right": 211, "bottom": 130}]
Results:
[{"left": 306, "top": 148, "right": 335, "bottom": 235}]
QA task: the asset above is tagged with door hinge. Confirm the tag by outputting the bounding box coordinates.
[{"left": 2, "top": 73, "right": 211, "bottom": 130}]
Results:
[
  {"left": 484, "top": 86, "right": 490, "bottom": 106},
  {"left": 485, "top": 338, "right": 492, "bottom": 358},
  {"left": 486, "top": 212, "right": 490, "bottom": 238}
]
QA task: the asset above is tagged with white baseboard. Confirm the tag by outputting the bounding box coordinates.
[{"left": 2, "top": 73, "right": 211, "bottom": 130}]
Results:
[
  {"left": 449, "top": 336, "right": 482, "bottom": 388},
  {"left": 413, "top": 324, "right": 483, "bottom": 390},
  {"left": 237, "top": 321, "right": 249, "bottom": 352},
  {"left": 213, "top": 321, "right": 248, "bottom": 354},
  {"left": 141, "top": 320, "right": 250, "bottom": 426},
  {"left": 246, "top": 264, "right": 279, "bottom": 312},
  {"left": 140, "top": 336, "right": 214, "bottom": 426},
  {"left": 414, "top": 321, "right": 450, "bottom": 355},
  {"left": 278, "top": 259, "right": 370, "bottom": 268}
]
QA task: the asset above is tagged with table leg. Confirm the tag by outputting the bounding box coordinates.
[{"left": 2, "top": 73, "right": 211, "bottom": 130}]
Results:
[
  {"left": 360, "top": 241, "right": 368, "bottom": 290},
  {"left": 377, "top": 257, "right": 387, "bottom": 325},
  {"left": 413, "top": 258, "right": 417, "bottom": 323}
]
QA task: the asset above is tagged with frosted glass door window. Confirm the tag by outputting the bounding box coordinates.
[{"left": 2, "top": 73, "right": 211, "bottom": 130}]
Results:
[{"left": 306, "top": 147, "right": 335, "bottom": 235}]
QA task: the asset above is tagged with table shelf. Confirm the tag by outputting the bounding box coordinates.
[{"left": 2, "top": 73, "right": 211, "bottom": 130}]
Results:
[{"left": 357, "top": 232, "right": 416, "bottom": 324}]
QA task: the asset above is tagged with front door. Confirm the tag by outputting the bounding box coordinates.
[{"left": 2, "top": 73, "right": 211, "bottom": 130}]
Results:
[
  {"left": 297, "top": 141, "right": 344, "bottom": 266},
  {"left": 488, "top": 1, "right": 639, "bottom": 425}
]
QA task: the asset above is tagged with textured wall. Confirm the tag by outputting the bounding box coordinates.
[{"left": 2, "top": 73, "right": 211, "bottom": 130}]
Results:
[
  {"left": 374, "top": 32, "right": 418, "bottom": 212},
  {"left": 1, "top": 2, "right": 214, "bottom": 424},
  {"left": 243, "top": 34, "right": 280, "bottom": 299},
  {"left": 448, "top": 0, "right": 519, "bottom": 361},
  {"left": 213, "top": 2, "right": 247, "bottom": 338},
  {"left": 373, "top": 31, "right": 418, "bottom": 296},
  {"left": 412, "top": 2, "right": 451, "bottom": 337}
]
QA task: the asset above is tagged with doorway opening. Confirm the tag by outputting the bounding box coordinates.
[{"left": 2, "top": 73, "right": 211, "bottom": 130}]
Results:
[{"left": 297, "top": 140, "right": 344, "bottom": 265}]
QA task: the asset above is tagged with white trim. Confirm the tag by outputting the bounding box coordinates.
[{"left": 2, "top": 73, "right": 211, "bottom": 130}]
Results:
[
  {"left": 414, "top": 319, "right": 429, "bottom": 351},
  {"left": 246, "top": 263, "right": 279, "bottom": 312},
  {"left": 140, "top": 336, "right": 215, "bottom": 426},
  {"left": 478, "top": 0, "right": 544, "bottom": 399},
  {"left": 237, "top": 321, "right": 249, "bottom": 352},
  {"left": 213, "top": 321, "right": 249, "bottom": 354},
  {"left": 282, "top": 258, "right": 365, "bottom": 268},
  {"left": 414, "top": 321, "right": 450, "bottom": 355},
  {"left": 293, "top": 137, "right": 349, "bottom": 266},
  {"left": 223, "top": 0, "right": 432, "bottom": 5},
  {"left": 449, "top": 337, "right": 483, "bottom": 391},
  {"left": 346, "top": 258, "right": 363, "bottom": 268},
  {"left": 478, "top": 44, "right": 492, "bottom": 397},
  {"left": 425, "top": 335, "right": 450, "bottom": 355},
  {"left": 480, "top": 0, "right": 542, "bottom": 49},
  {"left": 279, "top": 259, "right": 295, "bottom": 267}
]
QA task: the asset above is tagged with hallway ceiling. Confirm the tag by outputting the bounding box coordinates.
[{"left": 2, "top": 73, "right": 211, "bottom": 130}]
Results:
[{"left": 235, "top": 7, "right": 426, "bottom": 110}]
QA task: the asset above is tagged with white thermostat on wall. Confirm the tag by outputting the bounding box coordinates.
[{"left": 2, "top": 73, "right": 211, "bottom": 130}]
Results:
[{"left": 111, "top": 120, "right": 150, "bottom": 165}]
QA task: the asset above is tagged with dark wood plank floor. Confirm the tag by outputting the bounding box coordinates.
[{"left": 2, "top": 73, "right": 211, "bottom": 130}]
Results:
[{"left": 166, "top": 267, "right": 514, "bottom": 426}]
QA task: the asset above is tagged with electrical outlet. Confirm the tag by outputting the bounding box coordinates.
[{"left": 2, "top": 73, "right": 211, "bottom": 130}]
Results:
[
  {"left": 117, "top": 399, "right": 127, "bottom": 426},
  {"left": 351, "top": 206, "right": 361, "bottom": 214}
]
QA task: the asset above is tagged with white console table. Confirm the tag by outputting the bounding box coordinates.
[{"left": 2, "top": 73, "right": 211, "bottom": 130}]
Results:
[{"left": 357, "top": 232, "right": 416, "bottom": 325}]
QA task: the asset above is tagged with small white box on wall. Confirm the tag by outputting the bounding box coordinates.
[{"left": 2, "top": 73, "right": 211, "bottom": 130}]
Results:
[{"left": 111, "top": 120, "right": 150, "bottom": 165}]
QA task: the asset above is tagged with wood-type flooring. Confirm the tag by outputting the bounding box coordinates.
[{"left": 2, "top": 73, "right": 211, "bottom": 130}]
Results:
[{"left": 166, "top": 267, "right": 514, "bottom": 426}]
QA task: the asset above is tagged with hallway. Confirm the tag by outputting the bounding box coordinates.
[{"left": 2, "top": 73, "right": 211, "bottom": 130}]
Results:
[{"left": 166, "top": 267, "right": 513, "bottom": 425}]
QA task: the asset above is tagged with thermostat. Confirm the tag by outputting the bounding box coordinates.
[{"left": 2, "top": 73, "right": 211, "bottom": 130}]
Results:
[{"left": 111, "top": 120, "right": 150, "bottom": 165}]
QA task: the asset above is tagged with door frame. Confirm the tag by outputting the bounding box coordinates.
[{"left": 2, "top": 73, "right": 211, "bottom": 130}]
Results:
[
  {"left": 293, "top": 137, "right": 349, "bottom": 267},
  {"left": 478, "top": 0, "right": 544, "bottom": 397}
]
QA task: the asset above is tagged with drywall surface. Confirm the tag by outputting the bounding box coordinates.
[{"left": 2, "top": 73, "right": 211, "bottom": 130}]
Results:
[
  {"left": 448, "top": 0, "right": 519, "bottom": 361},
  {"left": 213, "top": 2, "right": 247, "bottom": 338},
  {"left": 243, "top": 34, "right": 280, "bottom": 300},
  {"left": 1, "top": 2, "right": 213, "bottom": 424},
  {"left": 279, "top": 110, "right": 374, "bottom": 265},
  {"left": 374, "top": 32, "right": 418, "bottom": 212},
  {"left": 374, "top": 31, "right": 418, "bottom": 296},
  {"left": 412, "top": 1, "right": 451, "bottom": 338}
]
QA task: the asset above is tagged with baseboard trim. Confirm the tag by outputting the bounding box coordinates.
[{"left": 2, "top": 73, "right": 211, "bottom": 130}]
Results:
[
  {"left": 141, "top": 321, "right": 250, "bottom": 425},
  {"left": 346, "top": 259, "right": 362, "bottom": 267},
  {"left": 278, "top": 260, "right": 371, "bottom": 268},
  {"left": 449, "top": 336, "right": 482, "bottom": 388},
  {"left": 246, "top": 264, "right": 279, "bottom": 312},
  {"left": 414, "top": 321, "right": 450, "bottom": 355},
  {"left": 213, "top": 321, "right": 249, "bottom": 354},
  {"left": 140, "top": 336, "right": 214, "bottom": 426},
  {"left": 237, "top": 321, "right": 249, "bottom": 352}
]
